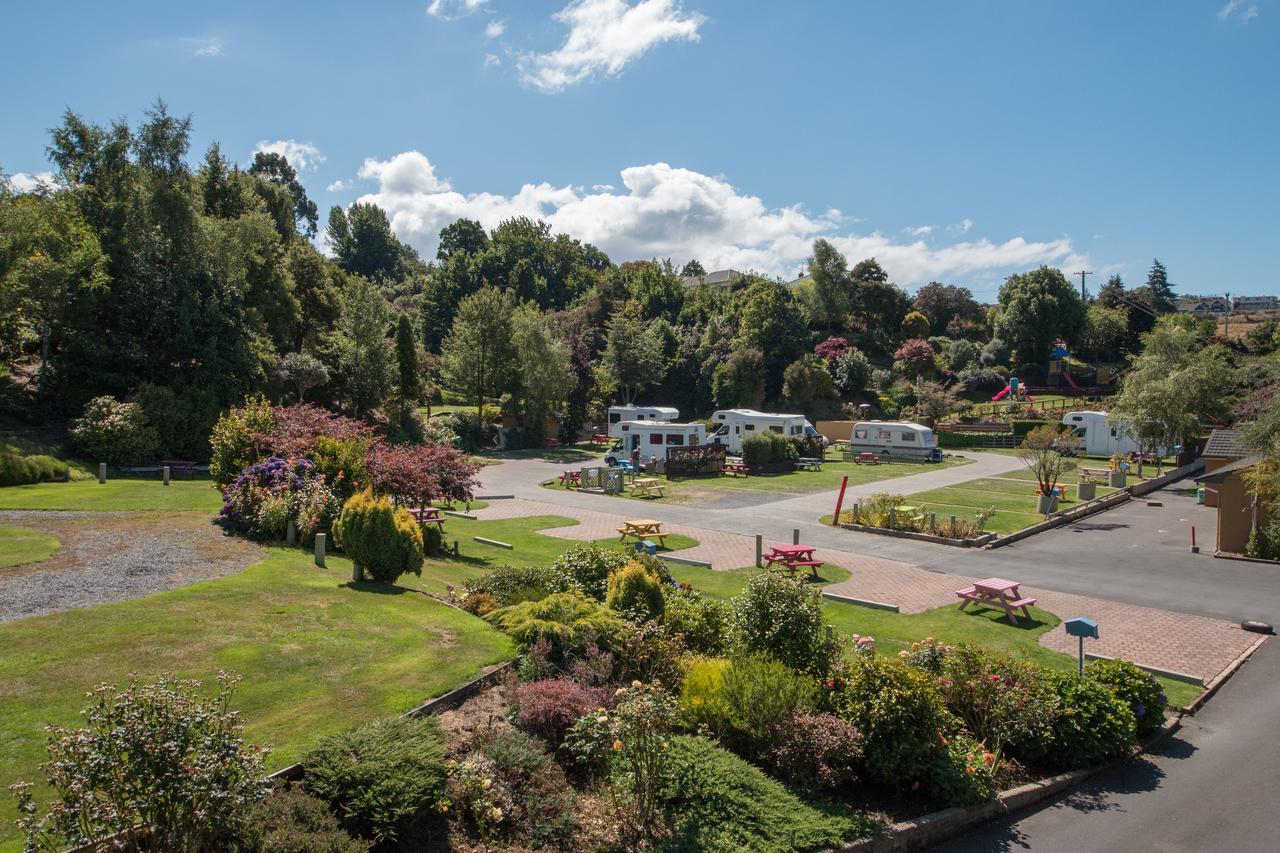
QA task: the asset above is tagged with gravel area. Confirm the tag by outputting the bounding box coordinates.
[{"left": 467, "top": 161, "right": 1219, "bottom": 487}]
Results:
[{"left": 0, "top": 511, "right": 264, "bottom": 621}]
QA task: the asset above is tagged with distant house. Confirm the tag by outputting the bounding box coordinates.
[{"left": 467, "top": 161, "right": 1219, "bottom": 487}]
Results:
[
  {"left": 1196, "top": 454, "right": 1268, "bottom": 555},
  {"left": 681, "top": 269, "right": 744, "bottom": 289},
  {"left": 1200, "top": 428, "right": 1249, "bottom": 508},
  {"left": 1233, "top": 295, "right": 1278, "bottom": 312},
  {"left": 1177, "top": 296, "right": 1231, "bottom": 315}
]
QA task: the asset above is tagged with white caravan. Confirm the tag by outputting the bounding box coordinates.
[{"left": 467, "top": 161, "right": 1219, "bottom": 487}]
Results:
[
  {"left": 1060, "top": 411, "right": 1174, "bottom": 457},
  {"left": 707, "top": 409, "right": 826, "bottom": 454},
  {"left": 846, "top": 421, "right": 941, "bottom": 461},
  {"left": 605, "top": 421, "right": 707, "bottom": 465},
  {"left": 606, "top": 405, "right": 680, "bottom": 438}
]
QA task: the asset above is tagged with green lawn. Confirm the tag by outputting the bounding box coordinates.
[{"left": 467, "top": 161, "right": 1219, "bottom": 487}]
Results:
[
  {"left": 0, "top": 478, "right": 222, "bottom": 512},
  {"left": 0, "top": 547, "right": 515, "bottom": 852},
  {"left": 0, "top": 526, "right": 60, "bottom": 569},
  {"left": 542, "top": 455, "right": 971, "bottom": 504},
  {"left": 891, "top": 471, "right": 1119, "bottom": 535},
  {"left": 661, "top": 563, "right": 1202, "bottom": 709}
]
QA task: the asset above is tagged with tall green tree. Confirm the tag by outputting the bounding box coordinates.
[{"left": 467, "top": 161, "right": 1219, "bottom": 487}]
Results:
[
  {"left": 436, "top": 217, "right": 488, "bottom": 261},
  {"left": 992, "top": 266, "right": 1086, "bottom": 369},
  {"left": 735, "top": 279, "right": 806, "bottom": 401},
  {"left": 441, "top": 286, "right": 516, "bottom": 418},
  {"left": 712, "top": 347, "right": 766, "bottom": 409},
  {"left": 326, "top": 202, "right": 423, "bottom": 282},
  {"left": 1137, "top": 259, "right": 1176, "bottom": 314},
  {"left": 797, "top": 239, "right": 856, "bottom": 331},
  {"left": 511, "top": 303, "right": 575, "bottom": 434},
  {"left": 912, "top": 282, "right": 985, "bottom": 337},
  {"left": 1097, "top": 274, "right": 1126, "bottom": 308},
  {"left": 248, "top": 151, "right": 319, "bottom": 238},
  {"left": 333, "top": 276, "right": 393, "bottom": 416},
  {"left": 597, "top": 303, "right": 666, "bottom": 405},
  {"left": 394, "top": 312, "right": 421, "bottom": 416}
]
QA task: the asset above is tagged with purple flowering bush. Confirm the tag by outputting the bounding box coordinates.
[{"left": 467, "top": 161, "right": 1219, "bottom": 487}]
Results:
[{"left": 219, "top": 455, "right": 341, "bottom": 544}]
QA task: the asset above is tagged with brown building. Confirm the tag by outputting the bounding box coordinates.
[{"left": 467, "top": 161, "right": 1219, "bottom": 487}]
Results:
[
  {"left": 1200, "top": 428, "right": 1248, "bottom": 508},
  {"left": 1196, "top": 455, "right": 1268, "bottom": 555}
]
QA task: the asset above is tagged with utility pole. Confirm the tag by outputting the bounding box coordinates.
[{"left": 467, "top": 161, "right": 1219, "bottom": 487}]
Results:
[
  {"left": 1074, "top": 270, "right": 1093, "bottom": 300},
  {"left": 1224, "top": 291, "right": 1230, "bottom": 338}
]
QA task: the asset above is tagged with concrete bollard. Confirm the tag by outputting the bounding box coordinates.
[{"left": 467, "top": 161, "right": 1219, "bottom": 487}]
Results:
[
  {"left": 950, "top": 514, "right": 957, "bottom": 529},
  {"left": 889, "top": 507, "right": 896, "bottom": 529},
  {"left": 286, "top": 518, "right": 296, "bottom": 547},
  {"left": 852, "top": 502, "right": 860, "bottom": 524},
  {"left": 793, "top": 528, "right": 800, "bottom": 545},
  {"left": 929, "top": 512, "right": 936, "bottom": 533},
  {"left": 162, "top": 465, "right": 171, "bottom": 486},
  {"left": 314, "top": 532, "right": 326, "bottom": 568},
  {"left": 98, "top": 463, "right": 107, "bottom": 484},
  {"left": 755, "top": 534, "right": 763, "bottom": 568}
]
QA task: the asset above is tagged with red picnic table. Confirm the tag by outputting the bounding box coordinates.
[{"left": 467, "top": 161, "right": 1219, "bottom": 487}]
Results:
[
  {"left": 591, "top": 433, "right": 612, "bottom": 446},
  {"left": 559, "top": 470, "right": 582, "bottom": 488},
  {"left": 406, "top": 507, "right": 446, "bottom": 528},
  {"left": 956, "top": 577, "right": 1037, "bottom": 625},
  {"left": 764, "top": 544, "right": 825, "bottom": 577}
]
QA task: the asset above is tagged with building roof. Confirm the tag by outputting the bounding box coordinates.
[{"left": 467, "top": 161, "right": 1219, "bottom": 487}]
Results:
[
  {"left": 681, "top": 269, "right": 742, "bottom": 288},
  {"left": 1196, "top": 454, "right": 1261, "bottom": 484},
  {"left": 1203, "top": 428, "right": 1248, "bottom": 459}
]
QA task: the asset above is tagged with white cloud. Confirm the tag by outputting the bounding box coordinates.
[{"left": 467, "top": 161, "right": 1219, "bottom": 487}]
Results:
[
  {"left": 326, "top": 180, "right": 350, "bottom": 192},
  {"left": 592, "top": 183, "right": 615, "bottom": 191},
  {"left": 5, "top": 171, "right": 56, "bottom": 193},
  {"left": 484, "top": 52, "right": 501, "bottom": 67},
  {"left": 352, "top": 150, "right": 1087, "bottom": 287},
  {"left": 485, "top": 19, "right": 506, "bottom": 38},
  {"left": 517, "top": 0, "right": 705, "bottom": 93},
  {"left": 1218, "top": 0, "right": 1259, "bottom": 22},
  {"left": 426, "top": 0, "right": 490, "bottom": 20},
  {"left": 181, "top": 36, "right": 223, "bottom": 57},
  {"left": 905, "top": 225, "right": 933, "bottom": 237},
  {"left": 251, "top": 139, "right": 325, "bottom": 172}
]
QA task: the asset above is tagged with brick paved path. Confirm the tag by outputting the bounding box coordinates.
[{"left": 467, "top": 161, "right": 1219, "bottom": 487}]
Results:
[{"left": 471, "top": 497, "right": 1259, "bottom": 685}]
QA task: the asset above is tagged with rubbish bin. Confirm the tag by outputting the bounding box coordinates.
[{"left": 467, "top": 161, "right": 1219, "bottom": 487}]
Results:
[{"left": 1196, "top": 487, "right": 1205, "bottom": 505}]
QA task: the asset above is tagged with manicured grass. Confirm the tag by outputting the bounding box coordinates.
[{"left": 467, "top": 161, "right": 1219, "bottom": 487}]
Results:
[
  {"left": 0, "top": 547, "right": 514, "bottom": 851},
  {"left": 407, "top": 514, "right": 699, "bottom": 598},
  {"left": 0, "top": 526, "right": 60, "bottom": 569},
  {"left": 888, "top": 472, "right": 1119, "bottom": 535},
  {"left": 487, "top": 442, "right": 606, "bottom": 464},
  {"left": 542, "top": 456, "right": 971, "bottom": 503},
  {"left": 0, "top": 478, "right": 222, "bottom": 512}
]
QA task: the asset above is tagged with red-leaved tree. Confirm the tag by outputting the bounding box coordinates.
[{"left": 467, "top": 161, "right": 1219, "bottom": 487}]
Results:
[
  {"left": 893, "top": 338, "right": 937, "bottom": 372},
  {"left": 814, "top": 336, "right": 850, "bottom": 365},
  {"left": 259, "top": 404, "right": 376, "bottom": 457},
  {"left": 365, "top": 442, "right": 481, "bottom": 508}
]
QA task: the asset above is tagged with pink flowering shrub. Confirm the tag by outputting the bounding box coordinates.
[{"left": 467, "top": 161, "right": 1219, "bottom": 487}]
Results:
[
  {"left": 512, "top": 678, "right": 609, "bottom": 748},
  {"left": 936, "top": 645, "right": 1059, "bottom": 765}
]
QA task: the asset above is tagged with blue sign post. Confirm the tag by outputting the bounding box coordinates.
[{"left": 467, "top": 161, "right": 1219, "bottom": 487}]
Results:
[{"left": 1064, "top": 617, "right": 1100, "bottom": 674}]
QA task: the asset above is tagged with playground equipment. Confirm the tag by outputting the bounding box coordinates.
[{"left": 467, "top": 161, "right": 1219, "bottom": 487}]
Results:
[
  {"left": 1047, "top": 341, "right": 1083, "bottom": 389},
  {"left": 991, "top": 376, "right": 1035, "bottom": 403}
]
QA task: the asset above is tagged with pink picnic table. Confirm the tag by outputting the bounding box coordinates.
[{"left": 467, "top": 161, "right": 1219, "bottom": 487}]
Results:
[
  {"left": 407, "top": 507, "right": 445, "bottom": 528},
  {"left": 955, "top": 577, "right": 1037, "bottom": 625},
  {"left": 764, "top": 545, "right": 825, "bottom": 577}
]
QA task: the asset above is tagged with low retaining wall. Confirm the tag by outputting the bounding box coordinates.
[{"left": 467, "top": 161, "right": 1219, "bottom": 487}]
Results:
[{"left": 837, "top": 522, "right": 995, "bottom": 549}]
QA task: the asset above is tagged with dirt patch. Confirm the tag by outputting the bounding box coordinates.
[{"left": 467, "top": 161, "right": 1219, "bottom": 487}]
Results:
[
  {"left": 0, "top": 510, "right": 264, "bottom": 621},
  {"left": 436, "top": 673, "right": 516, "bottom": 750}
]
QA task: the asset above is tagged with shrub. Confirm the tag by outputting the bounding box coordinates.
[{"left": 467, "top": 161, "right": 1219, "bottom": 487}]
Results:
[
  {"left": 936, "top": 645, "right": 1060, "bottom": 764},
  {"left": 309, "top": 435, "right": 371, "bottom": 502},
  {"left": 422, "top": 523, "right": 444, "bottom": 557},
  {"left": 834, "top": 349, "right": 872, "bottom": 396},
  {"left": 485, "top": 593, "right": 626, "bottom": 666},
  {"left": 927, "top": 730, "right": 996, "bottom": 807},
  {"left": 741, "top": 431, "right": 796, "bottom": 467},
  {"left": 512, "top": 678, "right": 606, "bottom": 748},
  {"left": 658, "top": 736, "right": 872, "bottom": 853},
  {"left": 129, "top": 381, "right": 221, "bottom": 462},
  {"left": 219, "top": 455, "right": 342, "bottom": 544},
  {"left": 664, "top": 586, "right": 732, "bottom": 656},
  {"left": 0, "top": 452, "right": 69, "bottom": 486},
  {"left": 614, "top": 619, "right": 688, "bottom": 688},
  {"left": 1086, "top": 659, "right": 1167, "bottom": 739},
  {"left": 365, "top": 441, "right": 480, "bottom": 508},
  {"left": 729, "top": 571, "right": 842, "bottom": 677},
  {"left": 680, "top": 655, "right": 815, "bottom": 762},
  {"left": 466, "top": 564, "right": 561, "bottom": 605},
  {"left": 770, "top": 712, "right": 863, "bottom": 791},
  {"left": 605, "top": 561, "right": 666, "bottom": 622},
  {"left": 474, "top": 728, "right": 577, "bottom": 848},
  {"left": 442, "top": 411, "right": 497, "bottom": 452},
  {"left": 899, "top": 636, "right": 953, "bottom": 674},
  {"left": 836, "top": 655, "right": 956, "bottom": 790},
  {"left": 1045, "top": 673, "right": 1136, "bottom": 769},
  {"left": 546, "top": 541, "right": 631, "bottom": 600},
  {"left": 245, "top": 787, "right": 369, "bottom": 852},
  {"left": 209, "top": 395, "right": 274, "bottom": 484},
  {"left": 445, "top": 753, "right": 511, "bottom": 843},
  {"left": 332, "top": 489, "right": 424, "bottom": 583},
  {"left": 679, "top": 657, "right": 732, "bottom": 726},
  {"left": 13, "top": 674, "right": 268, "bottom": 852},
  {"left": 68, "top": 396, "right": 159, "bottom": 466},
  {"left": 302, "top": 716, "right": 447, "bottom": 844}
]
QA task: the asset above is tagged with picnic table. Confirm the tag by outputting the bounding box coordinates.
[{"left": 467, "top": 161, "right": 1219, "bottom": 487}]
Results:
[
  {"left": 852, "top": 451, "right": 882, "bottom": 465},
  {"left": 406, "top": 506, "right": 446, "bottom": 528},
  {"left": 796, "top": 457, "right": 824, "bottom": 471},
  {"left": 159, "top": 459, "right": 196, "bottom": 479},
  {"left": 1080, "top": 465, "right": 1110, "bottom": 479},
  {"left": 591, "top": 433, "right": 612, "bottom": 446},
  {"left": 543, "top": 437, "right": 560, "bottom": 450},
  {"left": 630, "top": 477, "right": 665, "bottom": 499},
  {"left": 764, "top": 544, "right": 825, "bottom": 577},
  {"left": 724, "top": 460, "right": 750, "bottom": 477},
  {"left": 955, "top": 577, "right": 1037, "bottom": 625},
  {"left": 615, "top": 459, "right": 637, "bottom": 475},
  {"left": 559, "top": 470, "right": 581, "bottom": 488},
  {"left": 618, "top": 519, "right": 668, "bottom": 546}
]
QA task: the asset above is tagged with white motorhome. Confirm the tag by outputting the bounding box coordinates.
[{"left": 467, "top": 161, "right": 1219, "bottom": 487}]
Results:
[
  {"left": 1060, "top": 411, "right": 1174, "bottom": 457},
  {"left": 606, "top": 405, "right": 680, "bottom": 438},
  {"left": 605, "top": 421, "right": 707, "bottom": 465},
  {"left": 708, "top": 409, "right": 826, "bottom": 454},
  {"left": 847, "top": 421, "right": 941, "bottom": 461}
]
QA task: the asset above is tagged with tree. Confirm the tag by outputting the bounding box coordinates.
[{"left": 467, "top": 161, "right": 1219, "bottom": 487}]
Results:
[
  {"left": 1078, "top": 303, "right": 1129, "bottom": 362},
  {"left": 619, "top": 260, "right": 684, "bottom": 321},
  {"left": 857, "top": 279, "right": 911, "bottom": 352},
  {"left": 1137, "top": 259, "right": 1176, "bottom": 314},
  {"left": 334, "top": 276, "right": 393, "bottom": 416},
  {"left": 597, "top": 304, "right": 665, "bottom": 405},
  {"left": 833, "top": 349, "right": 871, "bottom": 397},
  {"left": 813, "top": 336, "right": 849, "bottom": 364},
  {"left": 782, "top": 357, "right": 837, "bottom": 413},
  {"left": 679, "top": 259, "right": 706, "bottom": 278},
  {"left": 441, "top": 285, "right": 516, "bottom": 418},
  {"left": 1017, "top": 424, "right": 1079, "bottom": 498},
  {"left": 326, "top": 202, "right": 422, "bottom": 282},
  {"left": 511, "top": 302, "right": 575, "bottom": 434},
  {"left": 901, "top": 310, "right": 930, "bottom": 339},
  {"left": 992, "top": 266, "right": 1086, "bottom": 369},
  {"left": 945, "top": 339, "right": 981, "bottom": 372},
  {"left": 394, "top": 312, "right": 421, "bottom": 416},
  {"left": 278, "top": 351, "right": 328, "bottom": 402},
  {"left": 712, "top": 347, "right": 766, "bottom": 408},
  {"left": 913, "top": 282, "right": 984, "bottom": 337},
  {"left": 910, "top": 381, "right": 959, "bottom": 427},
  {"left": 436, "top": 217, "right": 488, "bottom": 261},
  {"left": 894, "top": 338, "right": 937, "bottom": 378},
  {"left": 735, "top": 279, "right": 807, "bottom": 401},
  {"left": 1097, "top": 274, "right": 1126, "bottom": 309},
  {"left": 799, "top": 239, "right": 856, "bottom": 330},
  {"left": 248, "top": 151, "right": 318, "bottom": 238}
]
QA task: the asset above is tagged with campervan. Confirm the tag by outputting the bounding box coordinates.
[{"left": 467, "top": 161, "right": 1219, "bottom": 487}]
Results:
[
  {"left": 846, "top": 421, "right": 941, "bottom": 461},
  {"left": 606, "top": 405, "right": 679, "bottom": 438},
  {"left": 707, "top": 409, "right": 826, "bottom": 454},
  {"left": 1059, "top": 411, "right": 1173, "bottom": 457},
  {"left": 604, "top": 421, "right": 707, "bottom": 466}
]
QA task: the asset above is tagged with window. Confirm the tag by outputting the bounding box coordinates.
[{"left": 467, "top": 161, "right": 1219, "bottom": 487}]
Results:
[
  {"left": 769, "top": 425, "right": 783, "bottom": 434},
  {"left": 745, "top": 424, "right": 756, "bottom": 431},
  {"left": 790, "top": 426, "right": 802, "bottom": 435},
  {"left": 609, "top": 412, "right": 621, "bottom": 424},
  {"left": 649, "top": 434, "right": 664, "bottom": 445},
  {"left": 900, "top": 431, "right": 916, "bottom": 442},
  {"left": 620, "top": 424, "right": 630, "bottom": 432},
  {"left": 879, "top": 429, "right": 893, "bottom": 440},
  {"left": 854, "top": 429, "right": 868, "bottom": 439},
  {"left": 666, "top": 434, "right": 685, "bottom": 446}
]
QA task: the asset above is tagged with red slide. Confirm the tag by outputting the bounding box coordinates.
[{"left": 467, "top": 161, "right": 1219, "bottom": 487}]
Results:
[
  {"left": 1062, "top": 370, "right": 1080, "bottom": 389},
  {"left": 991, "top": 386, "right": 1011, "bottom": 402}
]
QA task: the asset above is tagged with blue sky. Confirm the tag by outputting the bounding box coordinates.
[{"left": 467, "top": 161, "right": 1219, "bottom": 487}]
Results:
[{"left": 2, "top": 1, "right": 1276, "bottom": 298}]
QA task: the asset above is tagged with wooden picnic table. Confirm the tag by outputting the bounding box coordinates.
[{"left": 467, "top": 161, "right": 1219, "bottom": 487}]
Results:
[
  {"left": 796, "top": 457, "right": 824, "bottom": 471},
  {"left": 630, "top": 477, "right": 665, "bottom": 499},
  {"left": 591, "top": 433, "right": 612, "bottom": 446},
  {"left": 159, "top": 459, "right": 197, "bottom": 479},
  {"left": 764, "top": 544, "right": 825, "bottom": 577},
  {"left": 1080, "top": 465, "right": 1111, "bottom": 478},
  {"left": 955, "top": 577, "right": 1037, "bottom": 625},
  {"left": 559, "top": 470, "right": 582, "bottom": 488},
  {"left": 406, "top": 506, "right": 446, "bottom": 528},
  {"left": 724, "top": 460, "right": 750, "bottom": 477},
  {"left": 618, "top": 518, "right": 668, "bottom": 545}
]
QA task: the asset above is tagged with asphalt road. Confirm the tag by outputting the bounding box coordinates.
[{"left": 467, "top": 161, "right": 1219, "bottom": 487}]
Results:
[{"left": 933, "top": 637, "right": 1280, "bottom": 853}]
